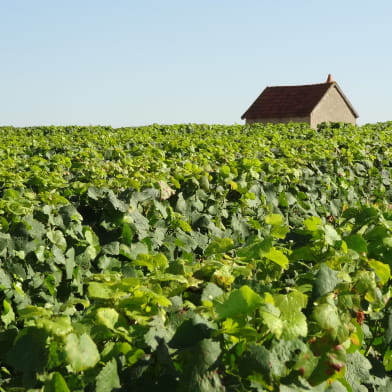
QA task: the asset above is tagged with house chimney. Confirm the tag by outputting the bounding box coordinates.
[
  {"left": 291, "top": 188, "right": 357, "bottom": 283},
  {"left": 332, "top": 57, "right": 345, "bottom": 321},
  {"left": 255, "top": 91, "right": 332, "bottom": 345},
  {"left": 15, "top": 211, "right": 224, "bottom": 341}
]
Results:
[{"left": 326, "top": 74, "right": 334, "bottom": 83}]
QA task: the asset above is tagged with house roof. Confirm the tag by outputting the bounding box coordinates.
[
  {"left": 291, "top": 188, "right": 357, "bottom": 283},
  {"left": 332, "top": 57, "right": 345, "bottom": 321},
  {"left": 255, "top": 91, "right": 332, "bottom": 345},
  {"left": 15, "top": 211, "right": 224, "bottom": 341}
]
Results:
[{"left": 241, "top": 79, "right": 359, "bottom": 120}]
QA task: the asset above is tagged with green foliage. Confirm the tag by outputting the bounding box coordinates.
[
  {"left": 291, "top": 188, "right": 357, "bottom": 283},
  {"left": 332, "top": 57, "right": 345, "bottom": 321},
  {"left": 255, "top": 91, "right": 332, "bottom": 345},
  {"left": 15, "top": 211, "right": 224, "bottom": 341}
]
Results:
[
  {"left": 65, "top": 333, "right": 100, "bottom": 372},
  {"left": 1, "top": 122, "right": 392, "bottom": 390}
]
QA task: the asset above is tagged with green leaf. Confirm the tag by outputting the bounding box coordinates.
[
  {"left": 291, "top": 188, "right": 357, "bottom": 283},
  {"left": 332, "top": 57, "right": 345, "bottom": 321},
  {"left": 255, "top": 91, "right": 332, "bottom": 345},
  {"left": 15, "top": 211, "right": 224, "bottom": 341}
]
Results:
[
  {"left": 324, "top": 224, "right": 341, "bottom": 245},
  {"left": 98, "top": 255, "right": 122, "bottom": 271},
  {"left": 65, "top": 247, "right": 75, "bottom": 280},
  {"left": 266, "top": 206, "right": 290, "bottom": 240},
  {"left": 274, "top": 291, "right": 308, "bottom": 339},
  {"left": 304, "top": 216, "right": 322, "bottom": 231},
  {"left": 177, "top": 339, "right": 222, "bottom": 392},
  {"left": 18, "top": 305, "right": 51, "bottom": 319},
  {"left": 87, "top": 186, "right": 104, "bottom": 200},
  {"left": 176, "top": 192, "right": 187, "bottom": 214},
  {"left": 237, "top": 237, "right": 288, "bottom": 268},
  {"left": 177, "top": 219, "right": 192, "bottom": 232},
  {"left": 37, "top": 316, "right": 72, "bottom": 337},
  {"left": 269, "top": 339, "right": 312, "bottom": 379},
  {"left": 169, "top": 317, "right": 212, "bottom": 349},
  {"left": 264, "top": 247, "right": 289, "bottom": 269},
  {"left": 220, "top": 165, "right": 230, "bottom": 176},
  {"left": 47, "top": 230, "right": 67, "bottom": 252},
  {"left": 144, "top": 314, "right": 174, "bottom": 350},
  {"left": 7, "top": 327, "right": 48, "bottom": 378},
  {"left": 88, "top": 282, "right": 116, "bottom": 299},
  {"left": 314, "top": 263, "right": 340, "bottom": 298},
  {"left": 96, "top": 308, "right": 119, "bottom": 330},
  {"left": 65, "top": 333, "right": 100, "bottom": 372},
  {"left": 356, "top": 207, "right": 378, "bottom": 225},
  {"left": 121, "top": 222, "right": 134, "bottom": 246},
  {"left": 152, "top": 273, "right": 188, "bottom": 284},
  {"left": 0, "top": 267, "right": 12, "bottom": 289},
  {"left": 382, "top": 236, "right": 392, "bottom": 248},
  {"left": 214, "top": 285, "right": 262, "bottom": 320},
  {"left": 108, "top": 190, "right": 129, "bottom": 212},
  {"left": 265, "top": 213, "right": 284, "bottom": 226},
  {"left": 379, "top": 379, "right": 392, "bottom": 392},
  {"left": 136, "top": 286, "right": 172, "bottom": 307},
  {"left": 345, "top": 351, "right": 372, "bottom": 390},
  {"left": 325, "top": 381, "right": 350, "bottom": 392},
  {"left": 367, "top": 259, "right": 390, "bottom": 285},
  {"left": 313, "top": 303, "right": 340, "bottom": 337},
  {"left": 44, "top": 372, "right": 70, "bottom": 392},
  {"left": 345, "top": 234, "right": 368, "bottom": 254},
  {"left": 96, "top": 358, "right": 121, "bottom": 392},
  {"left": 354, "top": 270, "right": 378, "bottom": 298},
  {"left": 289, "top": 246, "right": 316, "bottom": 262},
  {"left": 383, "top": 347, "right": 392, "bottom": 371},
  {"left": 23, "top": 214, "right": 46, "bottom": 239},
  {"left": 84, "top": 226, "right": 100, "bottom": 248},
  {"left": 204, "top": 237, "right": 234, "bottom": 257},
  {"left": 270, "top": 224, "right": 290, "bottom": 239},
  {"left": 201, "top": 283, "right": 224, "bottom": 305},
  {"left": 1, "top": 299, "right": 15, "bottom": 327},
  {"left": 101, "top": 241, "right": 120, "bottom": 256},
  {"left": 236, "top": 236, "right": 271, "bottom": 260},
  {"left": 384, "top": 312, "right": 392, "bottom": 345},
  {"left": 134, "top": 253, "right": 168, "bottom": 272},
  {"left": 261, "top": 308, "right": 283, "bottom": 338},
  {"left": 237, "top": 343, "right": 271, "bottom": 379}
]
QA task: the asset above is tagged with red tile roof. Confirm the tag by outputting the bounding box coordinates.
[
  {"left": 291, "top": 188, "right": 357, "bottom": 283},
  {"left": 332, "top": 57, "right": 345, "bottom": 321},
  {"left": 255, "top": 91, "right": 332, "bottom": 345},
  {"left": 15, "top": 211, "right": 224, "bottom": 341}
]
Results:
[{"left": 241, "top": 81, "right": 358, "bottom": 120}]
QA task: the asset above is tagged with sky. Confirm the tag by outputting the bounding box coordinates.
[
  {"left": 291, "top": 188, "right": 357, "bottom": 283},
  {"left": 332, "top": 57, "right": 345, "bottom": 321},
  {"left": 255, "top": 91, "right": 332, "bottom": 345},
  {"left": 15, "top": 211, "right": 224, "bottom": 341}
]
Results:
[{"left": 1, "top": 0, "right": 391, "bottom": 127}]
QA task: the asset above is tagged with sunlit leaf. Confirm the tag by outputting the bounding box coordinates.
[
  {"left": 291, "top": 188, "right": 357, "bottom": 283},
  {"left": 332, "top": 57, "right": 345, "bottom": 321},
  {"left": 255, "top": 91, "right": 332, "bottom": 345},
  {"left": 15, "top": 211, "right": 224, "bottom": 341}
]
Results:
[
  {"left": 1, "top": 299, "right": 15, "bottom": 327},
  {"left": 96, "top": 308, "right": 119, "bottom": 330},
  {"left": 264, "top": 247, "right": 289, "bottom": 269},
  {"left": 65, "top": 333, "right": 100, "bottom": 372},
  {"left": 367, "top": 259, "right": 390, "bottom": 285},
  {"left": 214, "top": 285, "right": 262, "bottom": 320}
]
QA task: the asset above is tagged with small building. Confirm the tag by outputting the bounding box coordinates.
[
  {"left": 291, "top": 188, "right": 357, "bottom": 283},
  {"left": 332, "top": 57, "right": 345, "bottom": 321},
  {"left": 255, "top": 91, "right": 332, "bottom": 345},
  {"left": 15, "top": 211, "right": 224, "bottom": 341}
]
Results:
[{"left": 241, "top": 75, "right": 359, "bottom": 128}]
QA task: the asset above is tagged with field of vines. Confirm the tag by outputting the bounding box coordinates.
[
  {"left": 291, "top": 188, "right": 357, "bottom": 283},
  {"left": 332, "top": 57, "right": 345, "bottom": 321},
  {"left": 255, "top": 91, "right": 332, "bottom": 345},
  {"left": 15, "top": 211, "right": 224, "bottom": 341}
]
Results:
[{"left": 1, "top": 122, "right": 392, "bottom": 391}]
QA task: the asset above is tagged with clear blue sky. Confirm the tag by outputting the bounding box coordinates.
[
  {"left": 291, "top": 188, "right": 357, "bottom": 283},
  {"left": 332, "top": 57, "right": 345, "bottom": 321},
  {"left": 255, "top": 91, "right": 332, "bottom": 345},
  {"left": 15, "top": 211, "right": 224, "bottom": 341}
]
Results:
[{"left": 1, "top": 1, "right": 391, "bottom": 127}]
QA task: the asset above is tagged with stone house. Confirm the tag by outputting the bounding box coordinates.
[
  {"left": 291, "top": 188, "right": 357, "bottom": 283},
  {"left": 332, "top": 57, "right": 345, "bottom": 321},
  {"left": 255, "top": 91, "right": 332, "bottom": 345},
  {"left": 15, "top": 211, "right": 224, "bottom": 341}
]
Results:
[{"left": 241, "top": 75, "right": 359, "bottom": 128}]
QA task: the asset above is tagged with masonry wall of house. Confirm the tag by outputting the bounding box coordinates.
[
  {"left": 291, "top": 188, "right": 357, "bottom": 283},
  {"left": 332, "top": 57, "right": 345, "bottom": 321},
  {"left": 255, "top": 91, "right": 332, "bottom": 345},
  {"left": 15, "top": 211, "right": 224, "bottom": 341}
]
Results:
[
  {"left": 245, "top": 116, "right": 309, "bottom": 125},
  {"left": 310, "top": 85, "right": 356, "bottom": 128}
]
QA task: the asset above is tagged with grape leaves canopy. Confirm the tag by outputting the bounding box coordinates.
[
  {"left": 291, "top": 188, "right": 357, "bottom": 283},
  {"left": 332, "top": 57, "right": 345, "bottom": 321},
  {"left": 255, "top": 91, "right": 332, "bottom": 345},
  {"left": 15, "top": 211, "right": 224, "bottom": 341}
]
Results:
[{"left": 0, "top": 122, "right": 392, "bottom": 390}]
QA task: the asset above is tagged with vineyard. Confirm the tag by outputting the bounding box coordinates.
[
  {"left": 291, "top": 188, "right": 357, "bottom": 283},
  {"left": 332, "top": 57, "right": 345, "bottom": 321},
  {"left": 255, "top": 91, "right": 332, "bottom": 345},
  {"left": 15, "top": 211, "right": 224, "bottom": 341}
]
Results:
[{"left": 1, "top": 122, "right": 392, "bottom": 391}]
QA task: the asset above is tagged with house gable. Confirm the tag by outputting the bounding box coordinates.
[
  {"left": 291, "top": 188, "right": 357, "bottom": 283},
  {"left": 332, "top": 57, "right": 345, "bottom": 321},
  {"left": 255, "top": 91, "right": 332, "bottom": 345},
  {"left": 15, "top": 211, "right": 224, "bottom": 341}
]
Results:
[{"left": 310, "top": 83, "right": 358, "bottom": 128}]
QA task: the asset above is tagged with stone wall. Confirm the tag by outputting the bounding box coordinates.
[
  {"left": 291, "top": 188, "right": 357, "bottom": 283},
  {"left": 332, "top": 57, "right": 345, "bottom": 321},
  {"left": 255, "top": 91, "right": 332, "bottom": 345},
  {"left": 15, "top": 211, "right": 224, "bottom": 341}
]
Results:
[{"left": 245, "top": 116, "right": 309, "bottom": 125}]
